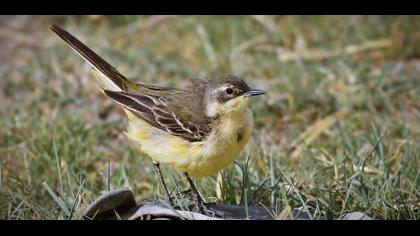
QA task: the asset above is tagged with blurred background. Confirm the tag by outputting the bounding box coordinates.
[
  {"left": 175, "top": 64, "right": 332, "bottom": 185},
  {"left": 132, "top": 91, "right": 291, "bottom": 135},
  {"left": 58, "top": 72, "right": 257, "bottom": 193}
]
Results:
[{"left": 0, "top": 16, "right": 419, "bottom": 219}]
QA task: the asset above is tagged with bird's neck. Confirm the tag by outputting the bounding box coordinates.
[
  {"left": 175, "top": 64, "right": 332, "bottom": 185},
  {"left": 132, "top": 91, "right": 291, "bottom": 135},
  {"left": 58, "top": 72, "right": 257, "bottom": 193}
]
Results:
[{"left": 216, "top": 106, "right": 250, "bottom": 131}]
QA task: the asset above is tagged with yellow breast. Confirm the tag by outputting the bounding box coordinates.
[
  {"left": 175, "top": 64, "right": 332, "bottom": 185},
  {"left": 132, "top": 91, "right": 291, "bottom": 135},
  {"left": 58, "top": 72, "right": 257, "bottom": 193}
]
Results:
[{"left": 125, "top": 108, "right": 254, "bottom": 179}]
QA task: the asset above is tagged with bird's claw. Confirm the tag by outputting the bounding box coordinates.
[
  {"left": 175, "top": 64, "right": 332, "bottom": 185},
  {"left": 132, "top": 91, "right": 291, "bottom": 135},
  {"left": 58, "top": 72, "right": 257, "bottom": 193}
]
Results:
[{"left": 197, "top": 204, "right": 216, "bottom": 218}]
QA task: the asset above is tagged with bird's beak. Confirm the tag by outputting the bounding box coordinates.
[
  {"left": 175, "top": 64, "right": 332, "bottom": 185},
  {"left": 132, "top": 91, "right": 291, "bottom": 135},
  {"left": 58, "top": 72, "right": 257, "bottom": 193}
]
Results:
[{"left": 241, "top": 88, "right": 268, "bottom": 97}]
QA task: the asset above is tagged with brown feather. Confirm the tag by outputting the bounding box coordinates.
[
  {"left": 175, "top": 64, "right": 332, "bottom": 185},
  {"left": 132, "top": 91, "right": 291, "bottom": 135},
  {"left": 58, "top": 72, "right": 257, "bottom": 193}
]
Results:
[{"left": 104, "top": 90, "right": 213, "bottom": 142}]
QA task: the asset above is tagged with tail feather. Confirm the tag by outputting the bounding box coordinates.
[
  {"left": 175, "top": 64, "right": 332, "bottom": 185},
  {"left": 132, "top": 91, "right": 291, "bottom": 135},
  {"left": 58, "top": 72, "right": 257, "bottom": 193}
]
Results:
[{"left": 50, "top": 24, "right": 135, "bottom": 92}]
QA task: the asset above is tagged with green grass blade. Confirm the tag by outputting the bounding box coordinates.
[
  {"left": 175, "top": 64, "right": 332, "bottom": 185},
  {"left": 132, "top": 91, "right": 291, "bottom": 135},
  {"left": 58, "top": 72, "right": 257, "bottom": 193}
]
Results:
[{"left": 42, "top": 181, "right": 70, "bottom": 217}]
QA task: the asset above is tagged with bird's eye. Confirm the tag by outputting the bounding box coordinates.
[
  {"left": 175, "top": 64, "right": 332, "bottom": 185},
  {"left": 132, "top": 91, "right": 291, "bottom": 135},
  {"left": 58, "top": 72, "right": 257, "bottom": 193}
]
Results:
[{"left": 226, "top": 88, "right": 234, "bottom": 95}]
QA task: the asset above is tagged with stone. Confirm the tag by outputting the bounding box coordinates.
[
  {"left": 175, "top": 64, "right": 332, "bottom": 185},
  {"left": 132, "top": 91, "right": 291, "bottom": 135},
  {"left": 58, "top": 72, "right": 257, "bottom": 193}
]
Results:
[{"left": 339, "top": 212, "right": 372, "bottom": 220}]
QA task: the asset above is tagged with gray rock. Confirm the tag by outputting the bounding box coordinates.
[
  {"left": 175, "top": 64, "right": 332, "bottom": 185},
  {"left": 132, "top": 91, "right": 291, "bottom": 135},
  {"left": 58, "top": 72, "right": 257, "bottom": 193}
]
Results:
[
  {"left": 339, "top": 212, "right": 372, "bottom": 220},
  {"left": 84, "top": 189, "right": 374, "bottom": 220},
  {"left": 83, "top": 188, "right": 137, "bottom": 219},
  {"left": 83, "top": 188, "right": 311, "bottom": 220}
]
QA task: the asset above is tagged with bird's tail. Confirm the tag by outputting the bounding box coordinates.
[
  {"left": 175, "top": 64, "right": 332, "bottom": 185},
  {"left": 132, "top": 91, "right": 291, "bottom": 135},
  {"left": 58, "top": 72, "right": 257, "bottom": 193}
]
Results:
[{"left": 50, "top": 24, "right": 138, "bottom": 92}]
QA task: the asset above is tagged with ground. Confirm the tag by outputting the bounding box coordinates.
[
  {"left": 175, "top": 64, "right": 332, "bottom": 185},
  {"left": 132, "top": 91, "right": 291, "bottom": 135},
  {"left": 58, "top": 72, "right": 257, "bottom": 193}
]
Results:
[{"left": 0, "top": 15, "right": 419, "bottom": 219}]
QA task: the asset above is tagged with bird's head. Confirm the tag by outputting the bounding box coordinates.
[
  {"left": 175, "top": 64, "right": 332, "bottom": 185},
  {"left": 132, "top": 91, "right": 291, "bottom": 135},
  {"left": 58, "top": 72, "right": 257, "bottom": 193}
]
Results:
[{"left": 205, "top": 75, "right": 267, "bottom": 117}]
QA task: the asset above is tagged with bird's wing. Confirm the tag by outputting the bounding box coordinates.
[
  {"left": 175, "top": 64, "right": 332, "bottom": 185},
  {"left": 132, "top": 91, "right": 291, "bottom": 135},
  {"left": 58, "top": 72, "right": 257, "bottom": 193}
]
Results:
[
  {"left": 104, "top": 90, "right": 213, "bottom": 142},
  {"left": 136, "top": 82, "right": 176, "bottom": 91}
]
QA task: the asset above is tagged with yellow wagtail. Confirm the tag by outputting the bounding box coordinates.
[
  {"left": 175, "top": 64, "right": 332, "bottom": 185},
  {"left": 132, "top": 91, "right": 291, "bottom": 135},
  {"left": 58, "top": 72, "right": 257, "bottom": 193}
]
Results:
[{"left": 51, "top": 24, "right": 267, "bottom": 214}]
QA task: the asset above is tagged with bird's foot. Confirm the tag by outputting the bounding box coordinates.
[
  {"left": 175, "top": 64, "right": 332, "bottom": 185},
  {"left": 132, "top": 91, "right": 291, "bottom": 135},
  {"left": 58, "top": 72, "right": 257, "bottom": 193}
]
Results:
[{"left": 196, "top": 203, "right": 217, "bottom": 218}]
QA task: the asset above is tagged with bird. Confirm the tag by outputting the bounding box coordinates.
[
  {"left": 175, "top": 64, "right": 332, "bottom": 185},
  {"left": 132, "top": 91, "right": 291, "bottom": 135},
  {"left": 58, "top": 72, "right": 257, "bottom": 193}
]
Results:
[{"left": 50, "top": 24, "right": 267, "bottom": 215}]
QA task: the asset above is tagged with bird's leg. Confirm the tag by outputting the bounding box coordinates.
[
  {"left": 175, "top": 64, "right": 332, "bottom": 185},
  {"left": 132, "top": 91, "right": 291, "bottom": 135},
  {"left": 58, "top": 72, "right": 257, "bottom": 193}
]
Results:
[
  {"left": 184, "top": 173, "right": 215, "bottom": 216},
  {"left": 153, "top": 163, "right": 175, "bottom": 207},
  {"left": 184, "top": 173, "right": 204, "bottom": 206}
]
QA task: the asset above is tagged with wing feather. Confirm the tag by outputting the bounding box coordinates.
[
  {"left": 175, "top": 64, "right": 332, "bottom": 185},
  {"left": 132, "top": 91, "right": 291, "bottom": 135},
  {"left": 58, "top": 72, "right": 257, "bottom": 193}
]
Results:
[
  {"left": 104, "top": 90, "right": 212, "bottom": 142},
  {"left": 136, "top": 82, "right": 176, "bottom": 91}
]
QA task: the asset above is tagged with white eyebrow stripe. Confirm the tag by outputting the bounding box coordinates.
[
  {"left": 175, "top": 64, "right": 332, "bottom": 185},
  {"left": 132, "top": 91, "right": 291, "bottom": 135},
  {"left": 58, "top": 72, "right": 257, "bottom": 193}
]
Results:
[{"left": 212, "top": 86, "right": 230, "bottom": 94}]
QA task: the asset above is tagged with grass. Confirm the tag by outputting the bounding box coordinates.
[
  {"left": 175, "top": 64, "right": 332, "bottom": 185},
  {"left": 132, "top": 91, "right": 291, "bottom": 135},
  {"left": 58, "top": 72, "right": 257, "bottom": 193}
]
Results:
[{"left": 0, "top": 15, "right": 419, "bottom": 220}]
